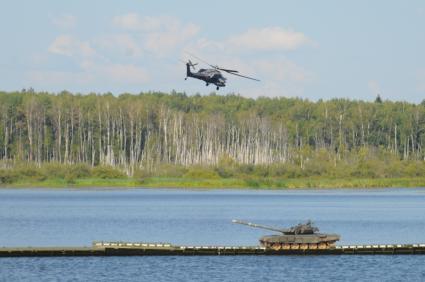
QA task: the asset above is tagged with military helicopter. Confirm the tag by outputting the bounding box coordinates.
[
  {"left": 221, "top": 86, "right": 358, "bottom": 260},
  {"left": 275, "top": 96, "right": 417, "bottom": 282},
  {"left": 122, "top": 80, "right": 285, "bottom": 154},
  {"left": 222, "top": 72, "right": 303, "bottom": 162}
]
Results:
[{"left": 182, "top": 54, "right": 260, "bottom": 90}]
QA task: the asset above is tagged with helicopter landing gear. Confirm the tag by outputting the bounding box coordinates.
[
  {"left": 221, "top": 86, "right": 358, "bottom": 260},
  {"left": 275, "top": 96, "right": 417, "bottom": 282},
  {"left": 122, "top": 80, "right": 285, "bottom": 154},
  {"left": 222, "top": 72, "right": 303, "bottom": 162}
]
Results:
[{"left": 216, "top": 86, "right": 219, "bottom": 90}]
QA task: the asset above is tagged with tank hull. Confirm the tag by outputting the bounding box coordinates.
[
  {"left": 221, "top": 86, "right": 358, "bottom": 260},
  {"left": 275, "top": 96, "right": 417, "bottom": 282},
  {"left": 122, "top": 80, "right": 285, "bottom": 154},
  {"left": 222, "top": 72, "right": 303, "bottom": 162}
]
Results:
[{"left": 259, "top": 233, "right": 340, "bottom": 250}]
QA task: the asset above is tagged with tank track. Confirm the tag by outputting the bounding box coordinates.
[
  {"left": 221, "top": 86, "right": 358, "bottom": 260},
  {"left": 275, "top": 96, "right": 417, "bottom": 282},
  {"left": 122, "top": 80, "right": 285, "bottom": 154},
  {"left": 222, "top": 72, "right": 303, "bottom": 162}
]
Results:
[{"left": 260, "top": 241, "right": 337, "bottom": 250}]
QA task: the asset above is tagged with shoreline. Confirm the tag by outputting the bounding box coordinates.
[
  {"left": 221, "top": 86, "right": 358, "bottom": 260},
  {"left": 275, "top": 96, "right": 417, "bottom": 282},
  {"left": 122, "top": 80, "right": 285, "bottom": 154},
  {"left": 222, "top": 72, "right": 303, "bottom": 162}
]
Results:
[{"left": 2, "top": 177, "right": 425, "bottom": 190}]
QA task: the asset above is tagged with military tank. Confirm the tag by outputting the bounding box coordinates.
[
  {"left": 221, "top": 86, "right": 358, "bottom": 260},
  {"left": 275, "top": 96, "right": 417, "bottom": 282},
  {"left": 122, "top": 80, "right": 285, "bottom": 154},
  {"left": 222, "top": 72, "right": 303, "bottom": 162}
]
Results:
[{"left": 232, "top": 219, "right": 340, "bottom": 250}]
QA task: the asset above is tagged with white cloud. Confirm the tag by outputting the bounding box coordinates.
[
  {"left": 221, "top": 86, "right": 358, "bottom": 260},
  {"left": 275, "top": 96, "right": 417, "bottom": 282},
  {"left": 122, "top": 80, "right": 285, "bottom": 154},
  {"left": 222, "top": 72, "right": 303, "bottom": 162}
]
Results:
[
  {"left": 94, "top": 34, "right": 143, "bottom": 57},
  {"left": 188, "top": 38, "right": 224, "bottom": 53},
  {"left": 48, "top": 35, "right": 95, "bottom": 57},
  {"left": 113, "top": 15, "right": 308, "bottom": 57},
  {"left": 45, "top": 30, "right": 149, "bottom": 88},
  {"left": 113, "top": 14, "right": 170, "bottom": 31},
  {"left": 52, "top": 14, "right": 77, "bottom": 29},
  {"left": 226, "top": 27, "right": 311, "bottom": 52},
  {"left": 43, "top": 14, "right": 314, "bottom": 97},
  {"left": 253, "top": 58, "right": 313, "bottom": 83},
  {"left": 185, "top": 27, "right": 313, "bottom": 58},
  {"left": 113, "top": 13, "right": 144, "bottom": 30},
  {"left": 113, "top": 14, "right": 200, "bottom": 56},
  {"left": 237, "top": 58, "right": 314, "bottom": 98},
  {"left": 144, "top": 23, "right": 199, "bottom": 56},
  {"left": 113, "top": 14, "right": 192, "bottom": 33}
]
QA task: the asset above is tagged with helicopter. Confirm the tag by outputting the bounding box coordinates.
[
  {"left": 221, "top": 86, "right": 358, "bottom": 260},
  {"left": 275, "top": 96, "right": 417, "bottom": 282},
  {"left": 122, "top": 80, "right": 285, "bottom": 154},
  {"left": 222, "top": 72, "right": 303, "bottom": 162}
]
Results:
[{"left": 183, "top": 54, "right": 260, "bottom": 90}]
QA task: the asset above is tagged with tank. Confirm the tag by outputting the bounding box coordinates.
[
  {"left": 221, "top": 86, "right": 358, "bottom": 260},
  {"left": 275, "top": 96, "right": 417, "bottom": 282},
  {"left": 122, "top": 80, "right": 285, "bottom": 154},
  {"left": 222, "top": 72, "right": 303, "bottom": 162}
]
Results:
[{"left": 232, "top": 219, "right": 340, "bottom": 250}]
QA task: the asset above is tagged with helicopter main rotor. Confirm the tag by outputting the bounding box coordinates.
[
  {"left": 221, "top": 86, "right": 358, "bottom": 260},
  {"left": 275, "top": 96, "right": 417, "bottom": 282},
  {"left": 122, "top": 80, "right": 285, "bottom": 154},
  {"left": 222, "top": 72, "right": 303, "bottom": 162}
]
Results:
[{"left": 185, "top": 52, "right": 260, "bottom": 82}]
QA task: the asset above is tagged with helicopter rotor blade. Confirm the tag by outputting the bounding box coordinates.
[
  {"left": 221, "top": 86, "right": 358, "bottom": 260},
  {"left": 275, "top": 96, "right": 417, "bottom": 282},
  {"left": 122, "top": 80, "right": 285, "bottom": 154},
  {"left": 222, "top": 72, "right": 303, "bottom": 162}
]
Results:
[
  {"left": 185, "top": 52, "right": 216, "bottom": 69},
  {"left": 227, "top": 72, "right": 260, "bottom": 81},
  {"left": 217, "top": 67, "right": 239, "bottom": 73},
  {"left": 185, "top": 51, "right": 260, "bottom": 81},
  {"left": 186, "top": 52, "right": 240, "bottom": 73},
  {"left": 188, "top": 60, "right": 197, "bottom": 66}
]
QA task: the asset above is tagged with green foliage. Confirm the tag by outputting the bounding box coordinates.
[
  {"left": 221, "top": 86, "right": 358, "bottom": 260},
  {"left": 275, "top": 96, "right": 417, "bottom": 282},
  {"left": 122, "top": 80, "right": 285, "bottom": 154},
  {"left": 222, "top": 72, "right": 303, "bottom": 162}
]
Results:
[
  {"left": 15, "top": 165, "right": 47, "bottom": 181},
  {"left": 244, "top": 177, "right": 260, "bottom": 188},
  {"left": 69, "top": 164, "right": 91, "bottom": 178},
  {"left": 92, "top": 166, "right": 126, "bottom": 179},
  {"left": 64, "top": 173, "right": 76, "bottom": 184},
  {"left": 0, "top": 169, "right": 17, "bottom": 184},
  {"left": 133, "top": 168, "right": 153, "bottom": 179},
  {"left": 214, "top": 166, "right": 233, "bottom": 178},
  {"left": 2, "top": 162, "right": 425, "bottom": 189},
  {"left": 1, "top": 90, "right": 425, "bottom": 188},
  {"left": 41, "top": 163, "right": 68, "bottom": 178},
  {"left": 235, "top": 164, "right": 255, "bottom": 175},
  {"left": 183, "top": 166, "right": 220, "bottom": 179},
  {"left": 154, "top": 164, "right": 188, "bottom": 178},
  {"left": 404, "top": 162, "right": 425, "bottom": 177},
  {"left": 64, "top": 164, "right": 92, "bottom": 183},
  {"left": 271, "top": 164, "right": 304, "bottom": 178},
  {"left": 383, "top": 161, "right": 405, "bottom": 178},
  {"left": 215, "top": 155, "right": 236, "bottom": 178}
]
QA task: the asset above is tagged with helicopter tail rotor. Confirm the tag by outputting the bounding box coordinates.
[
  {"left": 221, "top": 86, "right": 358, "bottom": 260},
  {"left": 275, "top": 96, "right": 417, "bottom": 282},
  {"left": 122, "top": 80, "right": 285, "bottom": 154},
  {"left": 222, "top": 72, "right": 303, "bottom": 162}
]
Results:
[
  {"left": 188, "top": 60, "right": 198, "bottom": 70},
  {"left": 179, "top": 59, "right": 198, "bottom": 70}
]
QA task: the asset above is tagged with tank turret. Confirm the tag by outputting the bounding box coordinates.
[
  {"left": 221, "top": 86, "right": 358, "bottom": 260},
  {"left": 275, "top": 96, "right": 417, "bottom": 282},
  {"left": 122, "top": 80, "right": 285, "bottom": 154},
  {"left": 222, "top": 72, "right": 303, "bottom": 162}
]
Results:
[{"left": 232, "top": 219, "right": 340, "bottom": 250}]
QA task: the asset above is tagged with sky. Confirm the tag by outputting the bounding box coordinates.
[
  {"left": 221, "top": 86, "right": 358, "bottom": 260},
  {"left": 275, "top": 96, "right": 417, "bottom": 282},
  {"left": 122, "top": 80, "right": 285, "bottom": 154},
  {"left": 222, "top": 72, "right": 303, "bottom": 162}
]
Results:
[{"left": 1, "top": 0, "right": 425, "bottom": 102}]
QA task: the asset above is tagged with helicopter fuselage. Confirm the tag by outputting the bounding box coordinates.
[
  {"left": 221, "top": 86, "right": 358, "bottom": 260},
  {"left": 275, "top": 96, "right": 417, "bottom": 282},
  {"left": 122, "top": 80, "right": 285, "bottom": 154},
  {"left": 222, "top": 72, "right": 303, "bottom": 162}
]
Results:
[{"left": 186, "top": 63, "right": 226, "bottom": 90}]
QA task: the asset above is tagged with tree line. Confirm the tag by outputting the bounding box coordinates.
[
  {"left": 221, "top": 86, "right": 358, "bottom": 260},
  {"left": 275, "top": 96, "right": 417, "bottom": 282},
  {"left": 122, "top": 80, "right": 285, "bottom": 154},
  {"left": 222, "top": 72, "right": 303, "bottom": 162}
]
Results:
[{"left": 1, "top": 90, "right": 425, "bottom": 176}]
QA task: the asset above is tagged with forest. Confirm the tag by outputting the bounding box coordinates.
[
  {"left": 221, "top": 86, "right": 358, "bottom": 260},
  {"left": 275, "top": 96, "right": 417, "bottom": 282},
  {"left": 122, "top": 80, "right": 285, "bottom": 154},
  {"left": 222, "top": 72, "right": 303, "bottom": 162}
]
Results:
[{"left": 1, "top": 90, "right": 425, "bottom": 188}]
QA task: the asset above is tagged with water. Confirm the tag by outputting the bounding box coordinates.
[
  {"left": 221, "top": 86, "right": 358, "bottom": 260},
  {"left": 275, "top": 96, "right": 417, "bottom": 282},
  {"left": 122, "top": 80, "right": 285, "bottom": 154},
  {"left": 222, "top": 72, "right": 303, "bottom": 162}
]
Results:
[{"left": 1, "top": 188, "right": 425, "bottom": 281}]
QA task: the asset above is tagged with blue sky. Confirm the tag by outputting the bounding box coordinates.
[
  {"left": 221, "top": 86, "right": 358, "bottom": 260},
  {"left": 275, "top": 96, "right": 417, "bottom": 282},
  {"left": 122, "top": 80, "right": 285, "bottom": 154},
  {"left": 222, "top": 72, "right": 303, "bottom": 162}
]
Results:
[{"left": 1, "top": 0, "right": 424, "bottom": 102}]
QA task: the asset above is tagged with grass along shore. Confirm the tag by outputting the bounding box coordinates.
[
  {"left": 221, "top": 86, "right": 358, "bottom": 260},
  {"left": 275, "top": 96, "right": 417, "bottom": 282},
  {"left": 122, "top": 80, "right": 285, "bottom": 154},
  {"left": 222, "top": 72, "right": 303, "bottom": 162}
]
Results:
[
  {"left": 3, "top": 176, "right": 425, "bottom": 189},
  {"left": 2, "top": 162, "right": 425, "bottom": 189}
]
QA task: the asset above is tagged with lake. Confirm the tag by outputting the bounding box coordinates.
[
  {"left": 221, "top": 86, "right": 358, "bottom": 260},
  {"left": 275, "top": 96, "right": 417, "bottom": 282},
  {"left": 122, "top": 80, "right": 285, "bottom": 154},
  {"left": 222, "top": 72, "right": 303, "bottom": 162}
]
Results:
[{"left": 1, "top": 188, "right": 425, "bottom": 281}]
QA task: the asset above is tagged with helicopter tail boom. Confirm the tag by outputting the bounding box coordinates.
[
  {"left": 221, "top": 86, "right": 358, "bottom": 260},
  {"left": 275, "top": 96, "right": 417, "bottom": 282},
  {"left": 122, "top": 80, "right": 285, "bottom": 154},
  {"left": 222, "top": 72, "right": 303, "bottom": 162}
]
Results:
[{"left": 186, "top": 63, "right": 192, "bottom": 77}]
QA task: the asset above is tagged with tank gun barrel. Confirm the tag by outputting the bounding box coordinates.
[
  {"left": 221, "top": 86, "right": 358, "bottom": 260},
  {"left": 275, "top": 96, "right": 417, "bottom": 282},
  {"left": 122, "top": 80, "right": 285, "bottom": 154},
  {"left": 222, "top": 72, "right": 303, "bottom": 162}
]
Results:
[{"left": 232, "top": 219, "right": 287, "bottom": 233}]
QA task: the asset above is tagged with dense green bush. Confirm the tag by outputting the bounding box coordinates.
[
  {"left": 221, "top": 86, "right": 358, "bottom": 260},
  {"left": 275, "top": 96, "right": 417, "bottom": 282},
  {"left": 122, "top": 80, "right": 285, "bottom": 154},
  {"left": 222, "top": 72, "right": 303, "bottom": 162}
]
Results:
[
  {"left": 92, "top": 166, "right": 126, "bottom": 179},
  {"left": 15, "top": 166, "right": 47, "bottom": 181},
  {"left": 235, "top": 164, "right": 255, "bottom": 175},
  {"left": 41, "top": 163, "right": 68, "bottom": 178},
  {"left": 133, "top": 168, "right": 153, "bottom": 179},
  {"left": 383, "top": 161, "right": 405, "bottom": 178},
  {"left": 0, "top": 169, "right": 17, "bottom": 184},
  {"left": 2, "top": 156, "right": 425, "bottom": 187},
  {"left": 154, "top": 164, "right": 188, "bottom": 178},
  {"left": 63, "top": 164, "right": 92, "bottom": 183},
  {"left": 243, "top": 177, "right": 260, "bottom": 188},
  {"left": 214, "top": 166, "right": 234, "bottom": 178},
  {"left": 68, "top": 164, "right": 91, "bottom": 178},
  {"left": 184, "top": 166, "right": 220, "bottom": 179},
  {"left": 404, "top": 162, "right": 425, "bottom": 177},
  {"left": 214, "top": 155, "right": 236, "bottom": 178}
]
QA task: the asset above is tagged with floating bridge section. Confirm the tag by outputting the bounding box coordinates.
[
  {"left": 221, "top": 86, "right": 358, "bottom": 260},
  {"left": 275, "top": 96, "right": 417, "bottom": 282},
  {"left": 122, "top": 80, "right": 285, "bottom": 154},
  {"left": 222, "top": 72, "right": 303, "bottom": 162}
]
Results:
[{"left": 1, "top": 242, "right": 425, "bottom": 257}]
